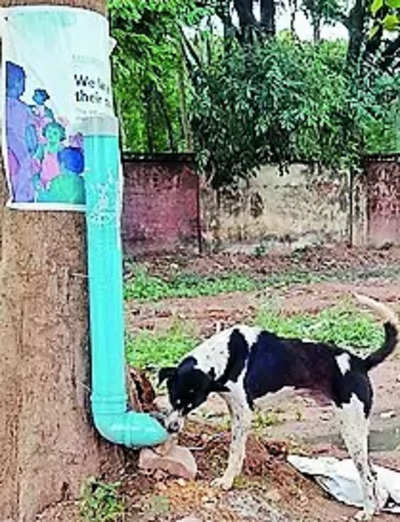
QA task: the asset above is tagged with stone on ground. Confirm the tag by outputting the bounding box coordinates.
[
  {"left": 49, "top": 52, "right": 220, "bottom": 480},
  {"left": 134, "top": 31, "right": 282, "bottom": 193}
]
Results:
[{"left": 139, "top": 444, "right": 197, "bottom": 480}]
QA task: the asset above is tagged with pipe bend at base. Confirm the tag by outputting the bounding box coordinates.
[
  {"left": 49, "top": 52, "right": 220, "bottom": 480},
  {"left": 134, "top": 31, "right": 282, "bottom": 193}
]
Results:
[{"left": 93, "top": 410, "right": 168, "bottom": 448}]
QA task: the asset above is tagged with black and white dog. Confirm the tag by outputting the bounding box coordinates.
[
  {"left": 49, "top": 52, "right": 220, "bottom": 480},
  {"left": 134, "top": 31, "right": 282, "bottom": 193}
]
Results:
[{"left": 159, "top": 294, "right": 399, "bottom": 520}]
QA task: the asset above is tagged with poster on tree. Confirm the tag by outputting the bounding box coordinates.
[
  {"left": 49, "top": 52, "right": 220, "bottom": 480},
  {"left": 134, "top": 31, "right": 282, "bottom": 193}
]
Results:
[{"left": 1, "top": 6, "right": 115, "bottom": 210}]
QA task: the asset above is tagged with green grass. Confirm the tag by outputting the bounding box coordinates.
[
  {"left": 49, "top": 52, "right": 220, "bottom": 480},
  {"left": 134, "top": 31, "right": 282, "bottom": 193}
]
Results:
[
  {"left": 124, "top": 263, "right": 400, "bottom": 303},
  {"left": 255, "top": 303, "right": 384, "bottom": 349},
  {"left": 126, "top": 321, "right": 197, "bottom": 370},
  {"left": 124, "top": 265, "right": 257, "bottom": 301},
  {"left": 126, "top": 304, "right": 384, "bottom": 371},
  {"left": 80, "top": 478, "right": 124, "bottom": 522}
]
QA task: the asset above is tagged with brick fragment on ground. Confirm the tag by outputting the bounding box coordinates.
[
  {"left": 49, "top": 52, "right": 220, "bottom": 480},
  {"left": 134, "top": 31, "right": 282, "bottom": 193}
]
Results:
[{"left": 139, "top": 444, "right": 197, "bottom": 480}]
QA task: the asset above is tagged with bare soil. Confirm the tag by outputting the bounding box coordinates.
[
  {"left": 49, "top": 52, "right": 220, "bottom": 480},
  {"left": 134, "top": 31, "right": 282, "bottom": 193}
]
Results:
[{"left": 133, "top": 244, "right": 400, "bottom": 281}]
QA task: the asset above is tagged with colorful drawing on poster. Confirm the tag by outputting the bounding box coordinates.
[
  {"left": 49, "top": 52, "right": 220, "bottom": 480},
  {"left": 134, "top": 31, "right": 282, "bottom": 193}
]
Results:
[
  {"left": 2, "top": 6, "right": 115, "bottom": 210},
  {"left": 6, "top": 60, "right": 85, "bottom": 205}
]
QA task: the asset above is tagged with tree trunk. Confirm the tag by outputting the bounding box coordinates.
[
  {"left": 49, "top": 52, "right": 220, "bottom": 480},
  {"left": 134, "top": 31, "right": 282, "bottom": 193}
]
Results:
[
  {"left": 313, "top": 17, "right": 321, "bottom": 43},
  {"left": 0, "top": 1, "right": 123, "bottom": 521},
  {"left": 260, "top": 0, "right": 276, "bottom": 37},
  {"left": 346, "top": 0, "right": 366, "bottom": 65}
]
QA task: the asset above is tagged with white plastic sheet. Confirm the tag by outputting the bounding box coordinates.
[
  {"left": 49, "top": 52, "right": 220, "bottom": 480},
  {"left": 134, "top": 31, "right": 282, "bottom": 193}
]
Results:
[{"left": 288, "top": 455, "right": 400, "bottom": 514}]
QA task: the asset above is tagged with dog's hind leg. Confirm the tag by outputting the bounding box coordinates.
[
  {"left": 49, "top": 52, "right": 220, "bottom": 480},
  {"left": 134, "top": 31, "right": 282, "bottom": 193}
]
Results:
[
  {"left": 212, "top": 388, "right": 252, "bottom": 490},
  {"left": 335, "top": 392, "right": 380, "bottom": 521}
]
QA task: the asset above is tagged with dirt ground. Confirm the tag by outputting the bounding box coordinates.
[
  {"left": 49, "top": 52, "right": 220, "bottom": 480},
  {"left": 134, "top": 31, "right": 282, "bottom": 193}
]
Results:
[
  {"left": 46, "top": 245, "right": 400, "bottom": 521},
  {"left": 126, "top": 244, "right": 400, "bottom": 338},
  {"left": 120, "top": 245, "right": 400, "bottom": 522}
]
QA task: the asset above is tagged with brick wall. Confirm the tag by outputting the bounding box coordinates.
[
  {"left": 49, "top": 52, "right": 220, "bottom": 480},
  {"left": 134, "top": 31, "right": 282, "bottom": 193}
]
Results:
[
  {"left": 365, "top": 156, "right": 400, "bottom": 247},
  {"left": 121, "top": 154, "right": 400, "bottom": 255},
  {"left": 201, "top": 164, "right": 358, "bottom": 253},
  {"left": 122, "top": 154, "right": 200, "bottom": 255}
]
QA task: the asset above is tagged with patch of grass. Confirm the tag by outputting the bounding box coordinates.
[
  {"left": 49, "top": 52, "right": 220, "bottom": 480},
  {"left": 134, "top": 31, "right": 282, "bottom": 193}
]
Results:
[
  {"left": 126, "top": 321, "right": 197, "bottom": 370},
  {"left": 123, "top": 265, "right": 257, "bottom": 301},
  {"left": 255, "top": 303, "right": 384, "bottom": 349},
  {"left": 252, "top": 409, "right": 283, "bottom": 431},
  {"left": 80, "top": 478, "right": 124, "bottom": 522},
  {"left": 124, "top": 262, "right": 400, "bottom": 303}
]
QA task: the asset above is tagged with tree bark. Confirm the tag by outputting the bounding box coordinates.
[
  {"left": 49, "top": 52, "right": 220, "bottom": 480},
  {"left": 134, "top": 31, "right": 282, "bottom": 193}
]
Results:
[
  {"left": 0, "top": 1, "right": 123, "bottom": 521},
  {"left": 260, "top": 0, "right": 276, "bottom": 37},
  {"left": 346, "top": 0, "right": 367, "bottom": 65}
]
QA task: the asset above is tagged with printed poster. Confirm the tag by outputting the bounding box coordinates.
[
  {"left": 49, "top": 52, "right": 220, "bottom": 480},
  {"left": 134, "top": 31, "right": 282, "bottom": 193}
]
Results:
[{"left": 1, "top": 6, "right": 115, "bottom": 210}]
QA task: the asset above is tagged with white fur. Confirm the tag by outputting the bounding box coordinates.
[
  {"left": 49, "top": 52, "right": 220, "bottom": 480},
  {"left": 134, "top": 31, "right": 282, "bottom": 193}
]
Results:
[
  {"left": 336, "top": 353, "right": 351, "bottom": 375},
  {"left": 190, "top": 324, "right": 261, "bottom": 378},
  {"left": 212, "top": 378, "right": 252, "bottom": 490},
  {"left": 335, "top": 394, "right": 386, "bottom": 520}
]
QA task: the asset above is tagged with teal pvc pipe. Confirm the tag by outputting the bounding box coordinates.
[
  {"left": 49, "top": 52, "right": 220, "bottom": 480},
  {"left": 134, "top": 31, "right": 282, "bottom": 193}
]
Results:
[{"left": 82, "top": 116, "right": 168, "bottom": 447}]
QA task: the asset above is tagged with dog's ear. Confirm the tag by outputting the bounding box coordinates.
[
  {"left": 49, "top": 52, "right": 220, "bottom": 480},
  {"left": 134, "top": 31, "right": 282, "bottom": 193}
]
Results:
[
  {"left": 208, "top": 380, "right": 229, "bottom": 393},
  {"left": 158, "top": 367, "right": 176, "bottom": 386}
]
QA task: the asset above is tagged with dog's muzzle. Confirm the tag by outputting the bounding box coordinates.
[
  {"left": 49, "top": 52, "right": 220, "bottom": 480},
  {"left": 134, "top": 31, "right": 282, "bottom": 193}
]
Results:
[{"left": 164, "top": 410, "right": 185, "bottom": 433}]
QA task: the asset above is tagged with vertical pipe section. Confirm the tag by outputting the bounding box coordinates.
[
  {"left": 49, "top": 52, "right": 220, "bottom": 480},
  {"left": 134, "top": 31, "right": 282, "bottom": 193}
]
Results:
[{"left": 82, "top": 115, "right": 168, "bottom": 447}]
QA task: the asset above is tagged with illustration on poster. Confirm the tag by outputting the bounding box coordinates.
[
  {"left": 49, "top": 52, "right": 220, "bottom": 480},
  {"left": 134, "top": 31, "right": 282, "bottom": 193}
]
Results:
[{"left": 6, "top": 60, "right": 86, "bottom": 204}]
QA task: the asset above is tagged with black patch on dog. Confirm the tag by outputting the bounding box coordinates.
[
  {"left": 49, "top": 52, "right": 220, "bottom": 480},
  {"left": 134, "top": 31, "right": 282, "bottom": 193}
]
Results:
[
  {"left": 163, "top": 356, "right": 226, "bottom": 416},
  {"left": 218, "top": 329, "right": 250, "bottom": 385},
  {"left": 244, "top": 332, "right": 291, "bottom": 408},
  {"left": 241, "top": 330, "right": 373, "bottom": 416}
]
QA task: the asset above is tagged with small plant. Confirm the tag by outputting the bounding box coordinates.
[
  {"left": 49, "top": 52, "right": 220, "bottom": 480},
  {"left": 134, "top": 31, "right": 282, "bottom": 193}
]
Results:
[
  {"left": 253, "top": 242, "right": 267, "bottom": 258},
  {"left": 252, "top": 409, "right": 283, "bottom": 431},
  {"left": 295, "top": 409, "right": 303, "bottom": 422},
  {"left": 80, "top": 478, "right": 124, "bottom": 522},
  {"left": 126, "top": 320, "right": 197, "bottom": 370}
]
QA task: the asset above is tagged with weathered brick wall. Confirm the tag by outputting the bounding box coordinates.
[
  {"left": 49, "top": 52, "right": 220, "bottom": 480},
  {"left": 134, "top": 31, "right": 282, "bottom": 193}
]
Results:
[
  {"left": 121, "top": 155, "right": 400, "bottom": 255},
  {"left": 122, "top": 155, "right": 200, "bottom": 255},
  {"left": 365, "top": 157, "right": 400, "bottom": 247},
  {"left": 201, "top": 164, "right": 361, "bottom": 253}
]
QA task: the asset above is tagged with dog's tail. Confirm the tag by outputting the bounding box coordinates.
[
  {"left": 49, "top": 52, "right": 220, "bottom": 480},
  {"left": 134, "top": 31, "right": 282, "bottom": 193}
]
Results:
[{"left": 354, "top": 293, "right": 399, "bottom": 371}]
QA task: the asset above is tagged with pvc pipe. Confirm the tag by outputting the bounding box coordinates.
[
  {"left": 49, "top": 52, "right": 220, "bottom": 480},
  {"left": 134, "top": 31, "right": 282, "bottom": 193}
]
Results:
[{"left": 82, "top": 115, "right": 168, "bottom": 447}]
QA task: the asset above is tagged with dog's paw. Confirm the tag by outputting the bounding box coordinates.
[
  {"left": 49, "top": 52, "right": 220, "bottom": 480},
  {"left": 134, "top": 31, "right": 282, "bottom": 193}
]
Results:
[{"left": 211, "top": 476, "right": 234, "bottom": 491}]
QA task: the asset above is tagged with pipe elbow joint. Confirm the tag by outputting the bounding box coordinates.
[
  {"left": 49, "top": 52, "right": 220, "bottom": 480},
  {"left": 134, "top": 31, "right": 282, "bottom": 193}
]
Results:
[{"left": 93, "top": 410, "right": 169, "bottom": 448}]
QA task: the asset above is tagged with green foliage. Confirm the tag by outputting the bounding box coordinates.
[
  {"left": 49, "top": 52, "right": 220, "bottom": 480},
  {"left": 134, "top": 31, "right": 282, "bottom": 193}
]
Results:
[
  {"left": 189, "top": 35, "right": 399, "bottom": 188},
  {"left": 300, "top": 0, "right": 344, "bottom": 42},
  {"left": 80, "top": 478, "right": 124, "bottom": 522},
  {"left": 108, "top": 0, "right": 204, "bottom": 152},
  {"left": 126, "top": 321, "right": 197, "bottom": 369},
  {"left": 370, "top": 0, "right": 400, "bottom": 31},
  {"left": 124, "top": 265, "right": 257, "bottom": 301},
  {"left": 253, "top": 409, "right": 283, "bottom": 430},
  {"left": 255, "top": 304, "right": 384, "bottom": 348},
  {"left": 107, "top": 0, "right": 400, "bottom": 181},
  {"left": 124, "top": 262, "right": 400, "bottom": 303}
]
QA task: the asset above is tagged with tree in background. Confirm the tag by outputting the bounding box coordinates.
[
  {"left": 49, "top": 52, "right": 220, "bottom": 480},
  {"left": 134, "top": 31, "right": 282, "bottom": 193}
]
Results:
[
  {"left": 109, "top": 0, "right": 203, "bottom": 152},
  {"left": 109, "top": 0, "right": 399, "bottom": 187}
]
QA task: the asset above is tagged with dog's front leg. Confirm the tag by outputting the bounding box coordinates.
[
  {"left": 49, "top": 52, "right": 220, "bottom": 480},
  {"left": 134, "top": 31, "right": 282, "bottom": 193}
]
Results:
[{"left": 212, "top": 391, "right": 252, "bottom": 490}]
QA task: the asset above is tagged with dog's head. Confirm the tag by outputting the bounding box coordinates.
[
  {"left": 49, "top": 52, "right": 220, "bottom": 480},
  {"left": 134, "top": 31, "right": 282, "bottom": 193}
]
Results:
[{"left": 158, "top": 356, "right": 228, "bottom": 433}]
